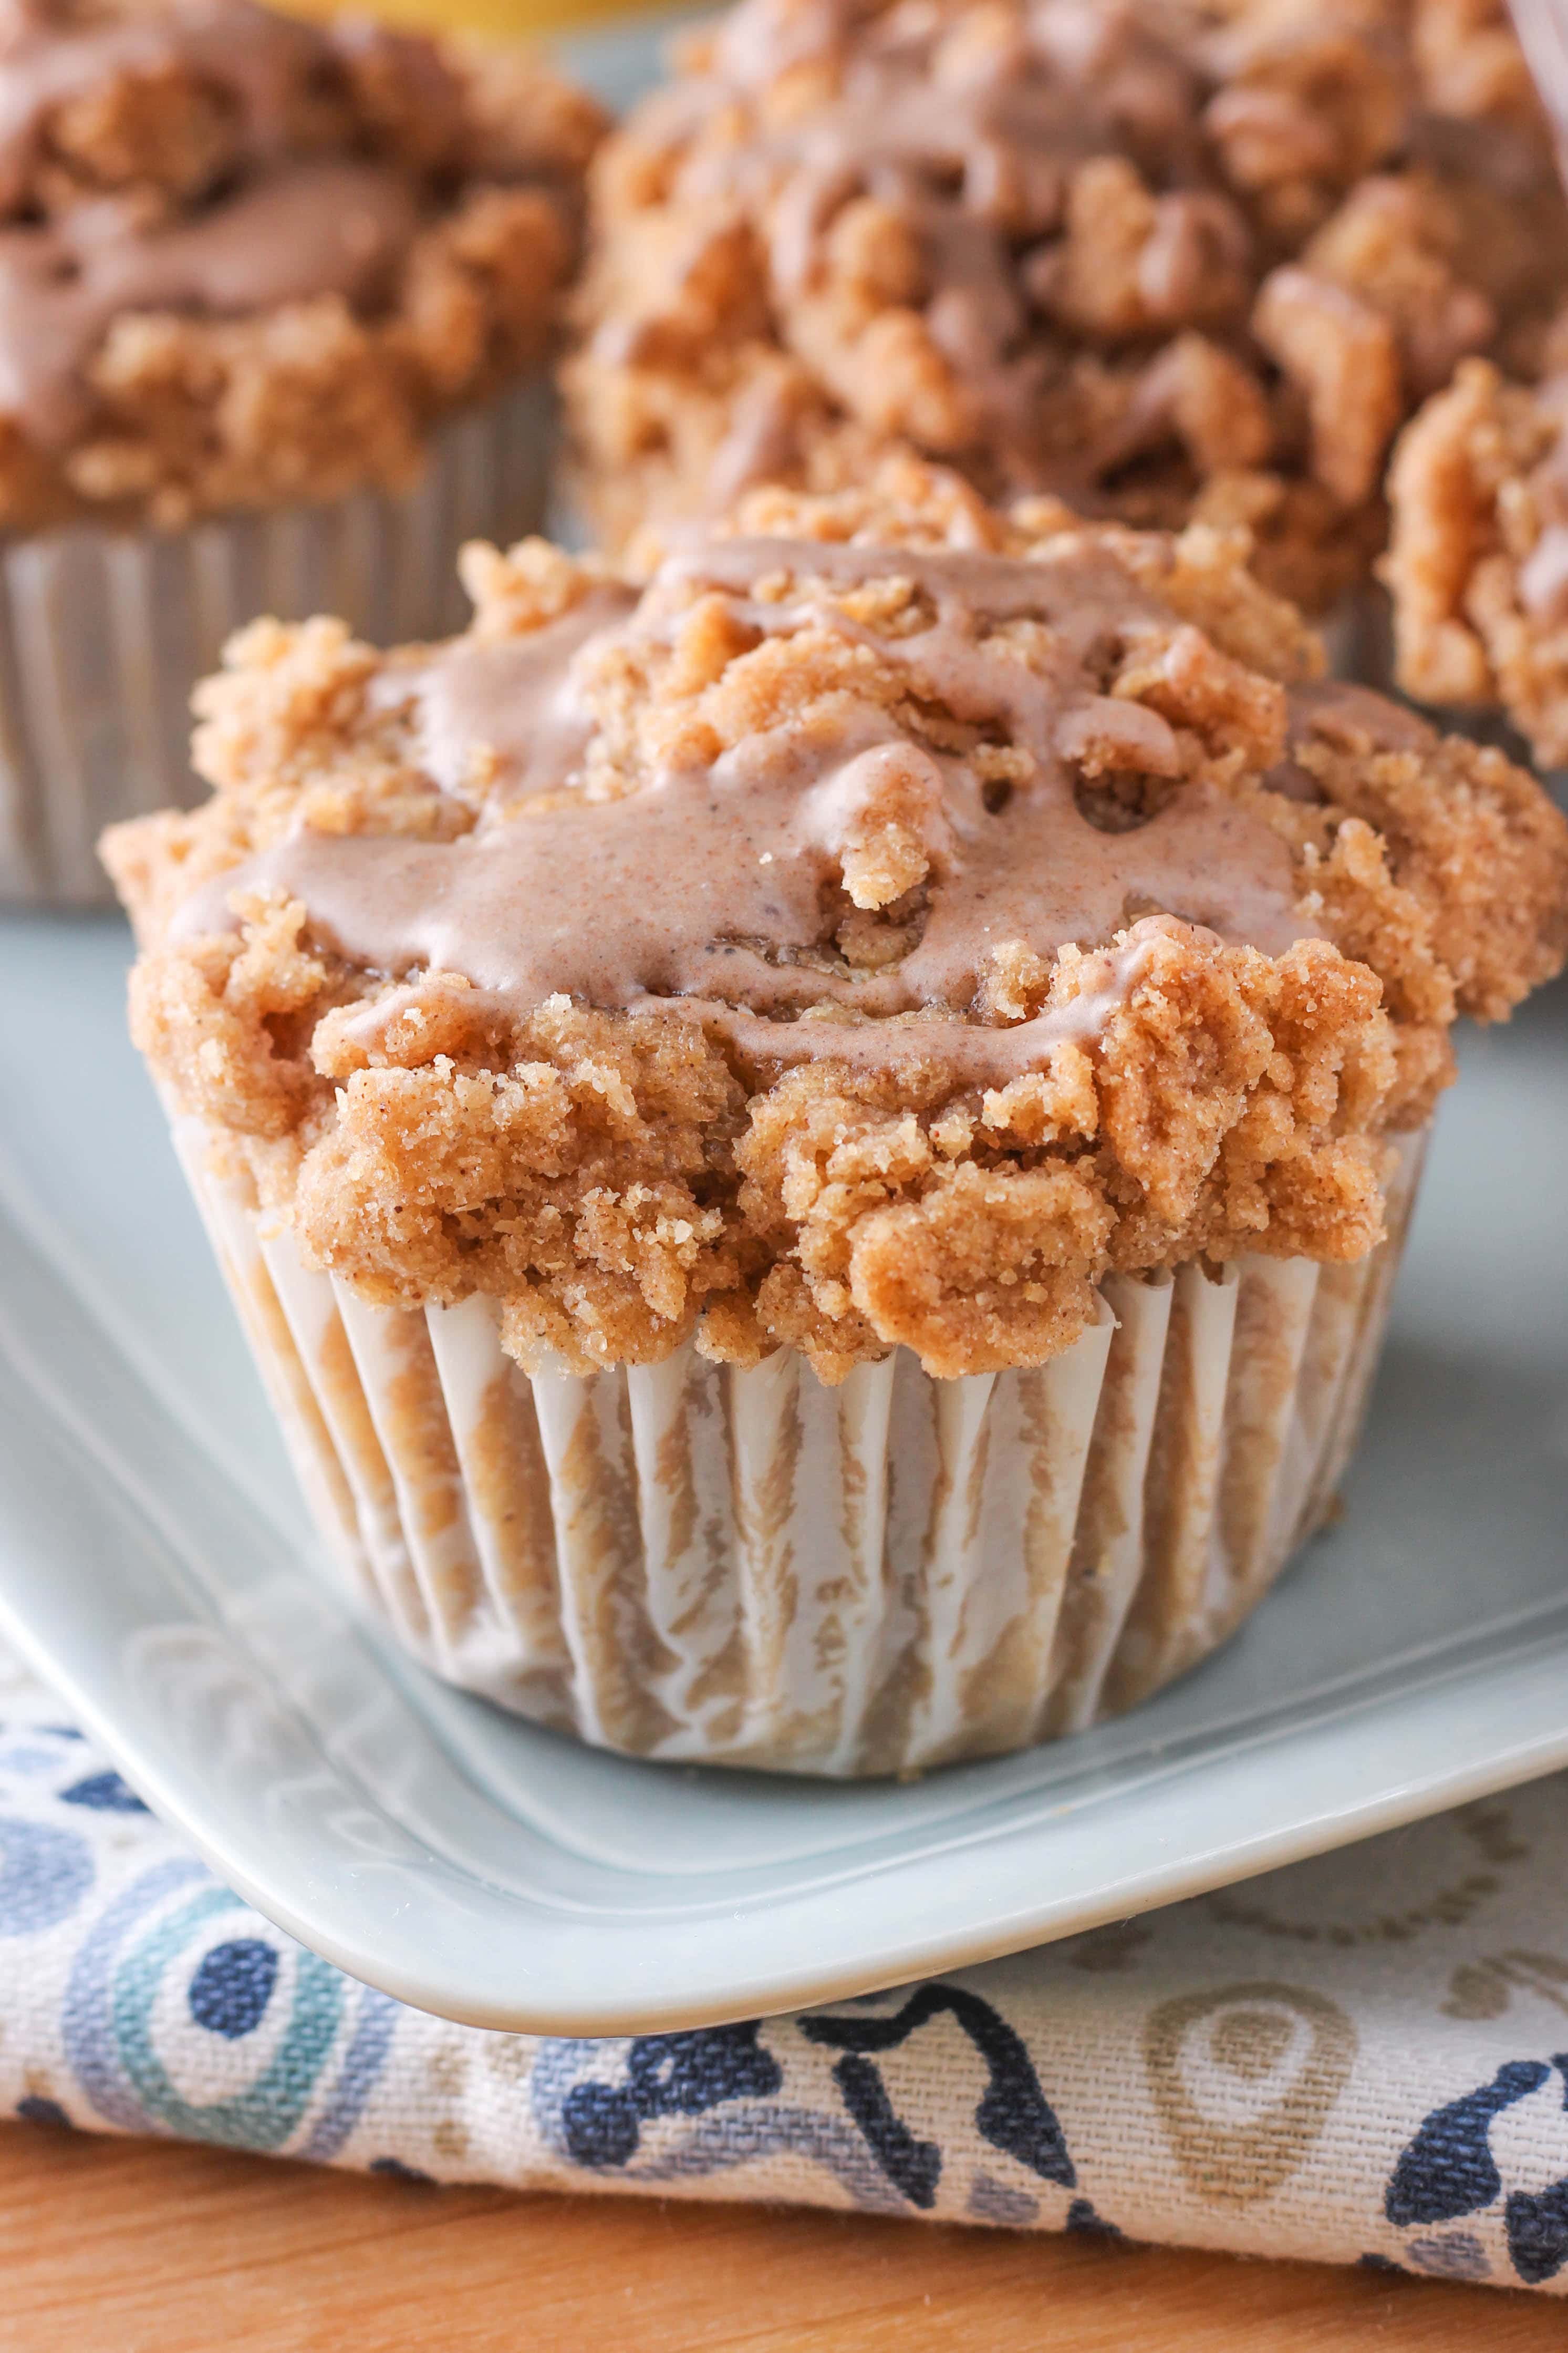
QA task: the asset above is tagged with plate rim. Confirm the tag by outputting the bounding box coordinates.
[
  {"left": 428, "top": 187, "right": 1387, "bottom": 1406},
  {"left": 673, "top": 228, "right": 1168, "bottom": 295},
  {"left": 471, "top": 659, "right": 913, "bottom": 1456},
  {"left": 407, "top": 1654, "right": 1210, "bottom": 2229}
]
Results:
[{"left": 6, "top": 1591, "right": 1568, "bottom": 2033}]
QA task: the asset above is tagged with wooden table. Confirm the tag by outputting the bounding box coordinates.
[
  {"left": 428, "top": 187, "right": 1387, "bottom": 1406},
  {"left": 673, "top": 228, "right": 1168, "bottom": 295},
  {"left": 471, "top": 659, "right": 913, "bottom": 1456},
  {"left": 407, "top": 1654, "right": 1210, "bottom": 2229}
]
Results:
[{"left": 3, "top": 2123, "right": 1562, "bottom": 2350}]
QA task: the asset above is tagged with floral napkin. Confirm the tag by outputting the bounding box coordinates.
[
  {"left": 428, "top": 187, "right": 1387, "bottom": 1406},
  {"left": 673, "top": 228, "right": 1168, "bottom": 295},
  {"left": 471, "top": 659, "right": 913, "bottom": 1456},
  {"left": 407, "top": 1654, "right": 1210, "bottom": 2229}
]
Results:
[{"left": 2, "top": 1636, "right": 1566, "bottom": 2293}]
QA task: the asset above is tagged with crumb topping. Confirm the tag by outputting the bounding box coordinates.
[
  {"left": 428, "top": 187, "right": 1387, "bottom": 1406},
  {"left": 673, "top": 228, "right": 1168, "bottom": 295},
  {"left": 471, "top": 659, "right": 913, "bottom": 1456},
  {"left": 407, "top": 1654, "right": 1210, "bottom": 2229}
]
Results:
[
  {"left": 1383, "top": 356, "right": 1568, "bottom": 764},
  {"left": 563, "top": 0, "right": 1568, "bottom": 612},
  {"left": 103, "top": 464, "right": 1568, "bottom": 1383},
  {"left": 0, "top": 0, "right": 606, "bottom": 528}
]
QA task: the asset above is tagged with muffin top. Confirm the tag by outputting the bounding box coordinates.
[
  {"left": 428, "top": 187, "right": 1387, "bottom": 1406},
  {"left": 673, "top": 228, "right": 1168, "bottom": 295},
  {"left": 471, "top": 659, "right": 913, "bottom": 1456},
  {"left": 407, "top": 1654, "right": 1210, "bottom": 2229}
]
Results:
[
  {"left": 1384, "top": 356, "right": 1568, "bottom": 765},
  {"left": 565, "top": 0, "right": 1568, "bottom": 612},
  {"left": 105, "top": 462, "right": 1568, "bottom": 1381},
  {"left": 0, "top": 0, "right": 606, "bottom": 529}
]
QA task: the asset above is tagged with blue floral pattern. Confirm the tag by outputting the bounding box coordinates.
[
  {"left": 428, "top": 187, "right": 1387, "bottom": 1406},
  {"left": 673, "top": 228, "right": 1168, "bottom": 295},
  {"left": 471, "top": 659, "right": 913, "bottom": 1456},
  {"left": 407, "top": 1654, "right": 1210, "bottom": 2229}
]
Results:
[
  {"left": 1386, "top": 2058, "right": 1568, "bottom": 2285},
  {"left": 3, "top": 1660, "right": 1568, "bottom": 2291}
]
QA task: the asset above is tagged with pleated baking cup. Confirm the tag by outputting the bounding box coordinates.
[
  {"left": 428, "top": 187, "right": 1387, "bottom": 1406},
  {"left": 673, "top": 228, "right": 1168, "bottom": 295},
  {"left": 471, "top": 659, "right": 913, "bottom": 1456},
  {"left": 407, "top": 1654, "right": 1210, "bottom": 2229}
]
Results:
[
  {"left": 0, "top": 377, "right": 554, "bottom": 907},
  {"left": 169, "top": 1119, "right": 1426, "bottom": 1779}
]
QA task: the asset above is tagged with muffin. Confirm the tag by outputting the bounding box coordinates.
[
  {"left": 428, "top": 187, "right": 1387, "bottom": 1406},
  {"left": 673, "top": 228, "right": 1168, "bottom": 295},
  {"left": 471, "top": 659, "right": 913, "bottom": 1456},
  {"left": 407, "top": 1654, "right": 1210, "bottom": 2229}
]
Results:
[
  {"left": 102, "top": 462, "right": 1568, "bottom": 1775},
  {"left": 1383, "top": 358, "right": 1568, "bottom": 765},
  {"left": 0, "top": 0, "right": 605, "bottom": 903},
  {"left": 564, "top": 0, "right": 1568, "bottom": 618}
]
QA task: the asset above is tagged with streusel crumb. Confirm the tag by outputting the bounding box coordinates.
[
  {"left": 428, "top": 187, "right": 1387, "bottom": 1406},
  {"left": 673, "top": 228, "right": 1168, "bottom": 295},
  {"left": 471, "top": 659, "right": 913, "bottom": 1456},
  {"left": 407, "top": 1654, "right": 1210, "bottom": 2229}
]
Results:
[
  {"left": 564, "top": 0, "right": 1568, "bottom": 613},
  {"left": 105, "top": 465, "right": 1568, "bottom": 1383},
  {"left": 1383, "top": 357, "right": 1568, "bottom": 764}
]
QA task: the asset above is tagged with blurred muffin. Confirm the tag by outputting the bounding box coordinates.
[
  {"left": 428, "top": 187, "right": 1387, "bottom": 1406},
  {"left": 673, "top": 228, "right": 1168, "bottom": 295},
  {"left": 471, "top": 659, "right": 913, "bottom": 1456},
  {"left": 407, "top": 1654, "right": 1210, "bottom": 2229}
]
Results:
[
  {"left": 0, "top": 0, "right": 605, "bottom": 901},
  {"left": 104, "top": 461, "right": 1568, "bottom": 1773},
  {"left": 564, "top": 0, "right": 1567, "bottom": 618}
]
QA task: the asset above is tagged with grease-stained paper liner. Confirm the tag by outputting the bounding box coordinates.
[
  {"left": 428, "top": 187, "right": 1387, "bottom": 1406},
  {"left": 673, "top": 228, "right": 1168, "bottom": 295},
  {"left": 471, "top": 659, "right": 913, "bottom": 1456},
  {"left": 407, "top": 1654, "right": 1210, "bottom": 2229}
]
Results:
[
  {"left": 0, "top": 378, "right": 553, "bottom": 907},
  {"left": 171, "top": 1119, "right": 1426, "bottom": 1778}
]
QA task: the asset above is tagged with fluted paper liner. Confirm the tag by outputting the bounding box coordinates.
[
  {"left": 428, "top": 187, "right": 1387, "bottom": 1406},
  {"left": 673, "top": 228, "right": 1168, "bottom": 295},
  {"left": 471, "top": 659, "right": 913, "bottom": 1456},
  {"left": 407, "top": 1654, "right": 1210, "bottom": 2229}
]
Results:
[
  {"left": 0, "top": 379, "right": 553, "bottom": 906},
  {"left": 171, "top": 1119, "right": 1427, "bottom": 1778}
]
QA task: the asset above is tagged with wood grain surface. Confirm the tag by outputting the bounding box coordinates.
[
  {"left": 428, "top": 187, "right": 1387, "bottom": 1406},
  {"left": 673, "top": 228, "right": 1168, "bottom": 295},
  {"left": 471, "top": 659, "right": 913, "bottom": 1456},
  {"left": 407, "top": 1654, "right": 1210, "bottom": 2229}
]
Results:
[{"left": 1, "top": 2124, "right": 1561, "bottom": 2351}]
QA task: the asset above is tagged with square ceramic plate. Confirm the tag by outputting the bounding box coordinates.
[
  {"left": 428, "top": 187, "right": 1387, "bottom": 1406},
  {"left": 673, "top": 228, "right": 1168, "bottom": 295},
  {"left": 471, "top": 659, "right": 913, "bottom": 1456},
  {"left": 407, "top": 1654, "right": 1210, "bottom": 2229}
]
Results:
[{"left": 1, "top": 904, "right": 1566, "bottom": 2034}]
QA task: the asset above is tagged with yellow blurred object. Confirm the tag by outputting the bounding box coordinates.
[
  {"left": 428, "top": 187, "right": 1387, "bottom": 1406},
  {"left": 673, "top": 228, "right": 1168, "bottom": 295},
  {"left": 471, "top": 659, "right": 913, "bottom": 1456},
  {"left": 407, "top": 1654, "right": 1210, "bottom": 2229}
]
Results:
[{"left": 283, "top": 0, "right": 654, "bottom": 37}]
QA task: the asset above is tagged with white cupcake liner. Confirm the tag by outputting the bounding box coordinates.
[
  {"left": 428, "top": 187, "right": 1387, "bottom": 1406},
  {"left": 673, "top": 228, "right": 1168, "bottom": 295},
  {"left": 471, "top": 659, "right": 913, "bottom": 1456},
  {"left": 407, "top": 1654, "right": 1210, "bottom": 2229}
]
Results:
[
  {"left": 168, "top": 1117, "right": 1427, "bottom": 1778},
  {"left": 0, "top": 378, "right": 554, "bottom": 907}
]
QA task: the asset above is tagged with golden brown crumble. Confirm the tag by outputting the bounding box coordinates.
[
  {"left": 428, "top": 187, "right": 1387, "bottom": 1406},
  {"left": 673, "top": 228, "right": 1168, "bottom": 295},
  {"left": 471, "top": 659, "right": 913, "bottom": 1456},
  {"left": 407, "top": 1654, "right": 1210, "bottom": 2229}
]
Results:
[
  {"left": 1383, "top": 357, "right": 1568, "bottom": 765},
  {"left": 105, "top": 466, "right": 1568, "bottom": 1385},
  {"left": 563, "top": 0, "right": 1568, "bottom": 613},
  {"left": 0, "top": 3, "right": 606, "bottom": 530}
]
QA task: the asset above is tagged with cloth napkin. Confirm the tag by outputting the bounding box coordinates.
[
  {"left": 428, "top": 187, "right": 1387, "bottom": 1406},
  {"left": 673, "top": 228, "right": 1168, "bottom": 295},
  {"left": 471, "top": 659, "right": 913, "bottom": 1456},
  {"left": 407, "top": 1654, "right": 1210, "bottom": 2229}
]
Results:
[{"left": 3, "top": 1637, "right": 1567, "bottom": 2294}]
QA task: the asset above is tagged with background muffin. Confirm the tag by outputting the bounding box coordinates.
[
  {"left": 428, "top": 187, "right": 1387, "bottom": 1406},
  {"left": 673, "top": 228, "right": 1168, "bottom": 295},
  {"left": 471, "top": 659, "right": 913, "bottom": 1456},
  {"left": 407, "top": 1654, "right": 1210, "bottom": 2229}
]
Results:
[
  {"left": 564, "top": 0, "right": 1568, "bottom": 618},
  {"left": 0, "top": 0, "right": 605, "bottom": 902},
  {"left": 102, "top": 461, "right": 1568, "bottom": 1772}
]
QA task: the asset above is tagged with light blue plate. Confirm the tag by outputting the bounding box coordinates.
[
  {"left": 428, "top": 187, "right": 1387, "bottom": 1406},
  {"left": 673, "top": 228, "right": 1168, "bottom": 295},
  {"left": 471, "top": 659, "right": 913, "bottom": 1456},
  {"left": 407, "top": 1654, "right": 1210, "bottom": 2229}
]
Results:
[{"left": 1, "top": 907, "right": 1565, "bottom": 2031}]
